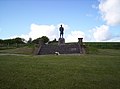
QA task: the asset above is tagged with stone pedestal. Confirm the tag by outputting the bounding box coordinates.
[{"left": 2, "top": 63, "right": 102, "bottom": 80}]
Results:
[
  {"left": 78, "top": 38, "right": 83, "bottom": 54},
  {"left": 58, "top": 38, "right": 65, "bottom": 45}
]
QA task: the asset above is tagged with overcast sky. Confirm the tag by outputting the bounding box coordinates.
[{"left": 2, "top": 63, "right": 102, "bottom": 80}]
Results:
[{"left": 0, "top": 0, "right": 120, "bottom": 42}]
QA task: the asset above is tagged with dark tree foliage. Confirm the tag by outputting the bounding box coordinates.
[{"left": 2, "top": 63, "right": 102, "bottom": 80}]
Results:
[
  {"left": 14, "top": 37, "right": 25, "bottom": 44},
  {"left": 32, "top": 36, "right": 49, "bottom": 44},
  {"left": 32, "top": 37, "right": 41, "bottom": 44},
  {"left": 41, "top": 36, "right": 49, "bottom": 44},
  {"left": 0, "top": 36, "right": 50, "bottom": 45},
  {"left": 27, "top": 38, "right": 32, "bottom": 44},
  {"left": 48, "top": 38, "right": 58, "bottom": 44},
  {"left": 0, "top": 39, "right": 4, "bottom": 43},
  {"left": 0, "top": 37, "right": 25, "bottom": 44}
]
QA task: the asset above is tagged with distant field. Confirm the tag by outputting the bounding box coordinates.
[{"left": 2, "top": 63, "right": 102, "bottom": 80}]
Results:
[
  {"left": 0, "top": 49, "right": 120, "bottom": 89},
  {"left": 84, "top": 42, "right": 120, "bottom": 49}
]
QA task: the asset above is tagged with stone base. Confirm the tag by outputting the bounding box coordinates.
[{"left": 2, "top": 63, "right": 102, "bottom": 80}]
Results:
[{"left": 58, "top": 38, "right": 65, "bottom": 45}]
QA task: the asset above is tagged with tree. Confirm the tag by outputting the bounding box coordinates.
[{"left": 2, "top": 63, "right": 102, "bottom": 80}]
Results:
[
  {"left": 32, "top": 37, "right": 41, "bottom": 44},
  {"left": 14, "top": 37, "right": 25, "bottom": 44},
  {"left": 48, "top": 38, "right": 58, "bottom": 44},
  {"left": 27, "top": 38, "right": 32, "bottom": 44},
  {"left": 2, "top": 37, "right": 25, "bottom": 45},
  {"left": 32, "top": 36, "right": 49, "bottom": 44},
  {"left": 41, "top": 36, "right": 49, "bottom": 44},
  {"left": 0, "top": 39, "right": 4, "bottom": 44}
]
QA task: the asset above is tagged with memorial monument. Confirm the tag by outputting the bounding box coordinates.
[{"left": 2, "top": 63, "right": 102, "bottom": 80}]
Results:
[
  {"left": 58, "top": 25, "right": 65, "bottom": 45},
  {"left": 36, "top": 24, "right": 85, "bottom": 55}
]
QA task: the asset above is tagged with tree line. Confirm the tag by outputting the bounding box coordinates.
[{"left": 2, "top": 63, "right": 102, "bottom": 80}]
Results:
[
  {"left": 0, "top": 37, "right": 25, "bottom": 44},
  {"left": 0, "top": 36, "right": 57, "bottom": 46}
]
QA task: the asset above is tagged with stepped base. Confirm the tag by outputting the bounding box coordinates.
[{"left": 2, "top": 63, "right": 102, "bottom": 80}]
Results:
[
  {"left": 37, "top": 38, "right": 85, "bottom": 55},
  {"left": 38, "top": 43, "right": 81, "bottom": 55}
]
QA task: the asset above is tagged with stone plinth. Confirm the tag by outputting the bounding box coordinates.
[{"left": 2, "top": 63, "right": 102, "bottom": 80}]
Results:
[{"left": 58, "top": 38, "right": 65, "bottom": 45}]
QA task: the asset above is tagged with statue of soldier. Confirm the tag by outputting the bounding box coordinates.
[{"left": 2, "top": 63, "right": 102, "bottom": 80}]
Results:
[{"left": 59, "top": 25, "right": 64, "bottom": 38}]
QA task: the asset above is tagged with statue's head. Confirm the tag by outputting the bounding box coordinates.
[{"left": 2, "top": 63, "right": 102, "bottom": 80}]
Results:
[{"left": 61, "top": 25, "right": 62, "bottom": 27}]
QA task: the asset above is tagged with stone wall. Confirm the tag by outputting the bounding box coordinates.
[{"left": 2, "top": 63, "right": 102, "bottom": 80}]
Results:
[{"left": 38, "top": 43, "right": 81, "bottom": 55}]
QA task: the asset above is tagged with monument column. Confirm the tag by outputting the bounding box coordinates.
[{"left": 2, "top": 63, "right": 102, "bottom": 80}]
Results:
[{"left": 78, "top": 38, "right": 83, "bottom": 45}]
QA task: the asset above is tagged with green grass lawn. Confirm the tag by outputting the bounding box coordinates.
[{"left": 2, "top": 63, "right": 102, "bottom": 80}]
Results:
[
  {"left": 0, "top": 46, "right": 33, "bottom": 55},
  {"left": 0, "top": 49, "right": 120, "bottom": 89}
]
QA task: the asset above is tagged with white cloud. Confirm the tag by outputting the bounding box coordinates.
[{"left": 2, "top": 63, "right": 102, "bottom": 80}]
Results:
[
  {"left": 99, "top": 0, "right": 120, "bottom": 25},
  {"left": 28, "top": 24, "right": 86, "bottom": 42},
  {"left": 28, "top": 23, "right": 69, "bottom": 41},
  {"left": 94, "top": 0, "right": 120, "bottom": 42},
  {"left": 29, "top": 24, "right": 57, "bottom": 40},
  {"left": 9, "top": 23, "right": 69, "bottom": 41},
  {"left": 8, "top": 23, "right": 119, "bottom": 42},
  {"left": 10, "top": 23, "right": 115, "bottom": 42},
  {"left": 92, "top": 25, "right": 112, "bottom": 41},
  {"left": 14, "top": 23, "right": 86, "bottom": 42},
  {"left": 66, "top": 31, "right": 86, "bottom": 42},
  {"left": 8, "top": 24, "right": 57, "bottom": 41}
]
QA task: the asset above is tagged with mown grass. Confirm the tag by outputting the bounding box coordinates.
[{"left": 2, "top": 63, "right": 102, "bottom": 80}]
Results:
[
  {"left": 0, "top": 49, "right": 120, "bottom": 89},
  {"left": 0, "top": 46, "right": 33, "bottom": 55}
]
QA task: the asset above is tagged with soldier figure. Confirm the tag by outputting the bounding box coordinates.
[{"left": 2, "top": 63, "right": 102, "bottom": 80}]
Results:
[{"left": 59, "top": 25, "right": 64, "bottom": 38}]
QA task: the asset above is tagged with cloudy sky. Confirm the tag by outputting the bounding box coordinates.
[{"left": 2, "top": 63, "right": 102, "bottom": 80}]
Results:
[{"left": 0, "top": 0, "right": 120, "bottom": 42}]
